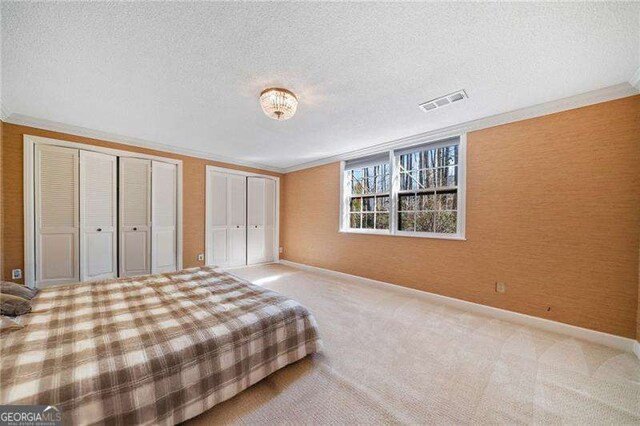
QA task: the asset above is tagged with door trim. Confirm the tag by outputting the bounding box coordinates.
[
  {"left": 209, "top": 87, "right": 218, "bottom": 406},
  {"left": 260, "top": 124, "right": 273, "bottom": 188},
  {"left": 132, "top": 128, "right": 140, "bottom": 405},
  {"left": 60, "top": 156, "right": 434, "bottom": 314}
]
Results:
[
  {"left": 205, "top": 165, "right": 280, "bottom": 268},
  {"left": 23, "top": 134, "right": 183, "bottom": 288}
]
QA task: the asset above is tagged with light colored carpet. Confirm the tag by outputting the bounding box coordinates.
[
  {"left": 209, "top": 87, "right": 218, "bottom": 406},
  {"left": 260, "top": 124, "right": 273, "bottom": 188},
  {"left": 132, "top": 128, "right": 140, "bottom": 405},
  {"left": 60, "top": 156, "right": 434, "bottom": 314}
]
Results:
[{"left": 186, "top": 263, "right": 640, "bottom": 425}]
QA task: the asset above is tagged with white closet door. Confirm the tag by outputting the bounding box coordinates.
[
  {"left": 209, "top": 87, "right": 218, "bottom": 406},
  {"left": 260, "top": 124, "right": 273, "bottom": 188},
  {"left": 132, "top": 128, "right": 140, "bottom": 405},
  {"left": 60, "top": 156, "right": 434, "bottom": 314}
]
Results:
[
  {"left": 80, "top": 151, "right": 117, "bottom": 281},
  {"left": 151, "top": 161, "right": 177, "bottom": 273},
  {"left": 247, "top": 177, "right": 276, "bottom": 265},
  {"left": 206, "top": 170, "right": 246, "bottom": 267},
  {"left": 207, "top": 171, "right": 229, "bottom": 266},
  {"left": 35, "top": 145, "right": 80, "bottom": 286},
  {"left": 227, "top": 174, "right": 247, "bottom": 267},
  {"left": 263, "top": 178, "right": 276, "bottom": 262},
  {"left": 119, "top": 158, "right": 151, "bottom": 277}
]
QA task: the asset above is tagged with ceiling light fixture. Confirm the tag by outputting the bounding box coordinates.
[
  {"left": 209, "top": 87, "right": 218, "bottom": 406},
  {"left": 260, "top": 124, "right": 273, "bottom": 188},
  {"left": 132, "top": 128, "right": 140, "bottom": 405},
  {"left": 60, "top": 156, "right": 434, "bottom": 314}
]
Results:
[{"left": 260, "top": 88, "right": 298, "bottom": 120}]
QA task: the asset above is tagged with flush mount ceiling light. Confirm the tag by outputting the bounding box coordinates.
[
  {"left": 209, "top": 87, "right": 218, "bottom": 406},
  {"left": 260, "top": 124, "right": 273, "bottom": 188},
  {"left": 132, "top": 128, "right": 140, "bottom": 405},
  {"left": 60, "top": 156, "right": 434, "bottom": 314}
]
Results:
[{"left": 260, "top": 88, "right": 298, "bottom": 120}]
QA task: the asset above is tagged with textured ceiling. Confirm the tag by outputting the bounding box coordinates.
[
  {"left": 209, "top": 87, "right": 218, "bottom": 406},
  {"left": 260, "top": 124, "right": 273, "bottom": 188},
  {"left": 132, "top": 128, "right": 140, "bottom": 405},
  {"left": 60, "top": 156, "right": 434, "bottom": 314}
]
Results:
[{"left": 2, "top": 2, "right": 639, "bottom": 170}]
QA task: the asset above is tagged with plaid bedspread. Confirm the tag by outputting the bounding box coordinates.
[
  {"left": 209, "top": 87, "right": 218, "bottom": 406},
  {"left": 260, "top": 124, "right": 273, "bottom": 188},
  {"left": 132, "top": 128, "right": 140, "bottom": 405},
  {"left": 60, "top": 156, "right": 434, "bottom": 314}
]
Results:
[{"left": 0, "top": 267, "right": 321, "bottom": 425}]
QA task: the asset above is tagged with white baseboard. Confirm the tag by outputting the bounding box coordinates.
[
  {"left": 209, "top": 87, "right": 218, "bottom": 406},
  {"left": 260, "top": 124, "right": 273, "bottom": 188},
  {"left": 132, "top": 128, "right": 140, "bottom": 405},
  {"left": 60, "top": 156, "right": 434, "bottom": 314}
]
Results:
[{"left": 279, "top": 260, "right": 639, "bottom": 358}]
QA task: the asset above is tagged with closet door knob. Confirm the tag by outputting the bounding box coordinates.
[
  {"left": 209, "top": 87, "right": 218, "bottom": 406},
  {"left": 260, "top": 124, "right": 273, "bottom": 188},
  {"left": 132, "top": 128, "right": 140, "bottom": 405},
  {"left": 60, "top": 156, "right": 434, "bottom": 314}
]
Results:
[
  {"left": 133, "top": 227, "right": 138, "bottom": 231},
  {"left": 97, "top": 228, "right": 102, "bottom": 232}
]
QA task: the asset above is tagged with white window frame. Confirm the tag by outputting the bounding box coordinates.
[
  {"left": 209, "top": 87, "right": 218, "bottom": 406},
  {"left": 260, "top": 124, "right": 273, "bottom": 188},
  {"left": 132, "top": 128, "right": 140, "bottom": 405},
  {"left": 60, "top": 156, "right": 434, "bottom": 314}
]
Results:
[{"left": 339, "top": 134, "right": 466, "bottom": 240}]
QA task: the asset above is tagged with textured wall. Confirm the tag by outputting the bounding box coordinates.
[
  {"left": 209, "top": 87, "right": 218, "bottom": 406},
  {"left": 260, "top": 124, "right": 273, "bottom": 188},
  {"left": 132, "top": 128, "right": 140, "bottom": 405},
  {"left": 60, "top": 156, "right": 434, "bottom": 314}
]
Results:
[
  {"left": 1, "top": 123, "right": 281, "bottom": 284},
  {"left": 281, "top": 96, "right": 640, "bottom": 338}
]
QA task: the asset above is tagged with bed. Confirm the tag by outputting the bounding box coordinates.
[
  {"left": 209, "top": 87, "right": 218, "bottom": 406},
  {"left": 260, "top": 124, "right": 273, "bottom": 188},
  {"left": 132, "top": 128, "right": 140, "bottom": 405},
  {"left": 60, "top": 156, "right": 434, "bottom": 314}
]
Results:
[{"left": 0, "top": 266, "right": 322, "bottom": 425}]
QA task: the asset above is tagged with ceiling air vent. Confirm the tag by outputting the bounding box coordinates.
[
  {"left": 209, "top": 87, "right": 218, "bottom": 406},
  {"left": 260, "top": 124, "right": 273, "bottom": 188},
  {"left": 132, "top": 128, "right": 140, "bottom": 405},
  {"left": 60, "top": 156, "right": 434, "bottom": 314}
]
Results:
[{"left": 419, "top": 90, "right": 467, "bottom": 113}]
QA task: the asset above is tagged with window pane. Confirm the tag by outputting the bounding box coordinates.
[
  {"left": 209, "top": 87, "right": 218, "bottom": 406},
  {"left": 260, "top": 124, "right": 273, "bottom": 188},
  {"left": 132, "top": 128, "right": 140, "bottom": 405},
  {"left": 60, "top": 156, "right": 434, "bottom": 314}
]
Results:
[
  {"left": 416, "top": 193, "right": 435, "bottom": 211},
  {"left": 360, "top": 176, "right": 371, "bottom": 194},
  {"left": 350, "top": 197, "right": 362, "bottom": 212},
  {"left": 375, "top": 213, "right": 389, "bottom": 230},
  {"left": 376, "top": 175, "right": 390, "bottom": 193},
  {"left": 398, "top": 194, "right": 415, "bottom": 211},
  {"left": 376, "top": 196, "right": 390, "bottom": 212},
  {"left": 350, "top": 213, "right": 361, "bottom": 228},
  {"left": 351, "top": 169, "right": 364, "bottom": 180},
  {"left": 399, "top": 153, "right": 412, "bottom": 171},
  {"left": 436, "top": 193, "right": 457, "bottom": 210},
  {"left": 398, "top": 212, "right": 415, "bottom": 231},
  {"left": 351, "top": 176, "right": 363, "bottom": 195},
  {"left": 416, "top": 211, "right": 435, "bottom": 232},
  {"left": 437, "top": 166, "right": 457, "bottom": 188},
  {"left": 362, "top": 213, "right": 375, "bottom": 229},
  {"left": 438, "top": 145, "right": 458, "bottom": 166},
  {"left": 362, "top": 197, "right": 375, "bottom": 211},
  {"left": 420, "top": 169, "right": 436, "bottom": 189},
  {"left": 435, "top": 211, "right": 457, "bottom": 233},
  {"left": 400, "top": 171, "right": 419, "bottom": 190}
]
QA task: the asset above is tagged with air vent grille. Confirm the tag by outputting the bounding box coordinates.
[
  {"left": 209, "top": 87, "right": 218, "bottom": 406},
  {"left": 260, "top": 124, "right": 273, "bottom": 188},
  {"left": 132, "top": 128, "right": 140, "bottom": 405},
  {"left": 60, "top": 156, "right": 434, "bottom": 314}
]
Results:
[{"left": 419, "top": 90, "right": 467, "bottom": 113}]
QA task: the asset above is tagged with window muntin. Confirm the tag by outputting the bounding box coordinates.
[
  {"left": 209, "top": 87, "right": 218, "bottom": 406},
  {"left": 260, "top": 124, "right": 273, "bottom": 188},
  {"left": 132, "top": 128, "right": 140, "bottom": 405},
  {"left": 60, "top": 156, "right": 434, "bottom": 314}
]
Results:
[
  {"left": 397, "top": 145, "right": 458, "bottom": 234},
  {"left": 347, "top": 164, "right": 390, "bottom": 230}
]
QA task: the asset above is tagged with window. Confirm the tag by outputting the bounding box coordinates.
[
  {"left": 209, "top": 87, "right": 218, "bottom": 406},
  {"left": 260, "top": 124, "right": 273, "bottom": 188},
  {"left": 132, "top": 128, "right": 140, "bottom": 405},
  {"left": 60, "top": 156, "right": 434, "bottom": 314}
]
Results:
[
  {"left": 345, "top": 156, "right": 390, "bottom": 231},
  {"left": 340, "top": 136, "right": 465, "bottom": 239}
]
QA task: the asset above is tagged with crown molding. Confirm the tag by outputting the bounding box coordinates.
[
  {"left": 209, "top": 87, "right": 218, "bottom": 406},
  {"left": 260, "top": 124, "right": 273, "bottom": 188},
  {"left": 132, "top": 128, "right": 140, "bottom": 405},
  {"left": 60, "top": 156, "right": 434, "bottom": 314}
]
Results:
[
  {"left": 630, "top": 66, "right": 640, "bottom": 90},
  {"left": 3, "top": 113, "right": 285, "bottom": 173},
  {"left": 0, "top": 103, "right": 9, "bottom": 122},
  {"left": 3, "top": 82, "right": 637, "bottom": 175},
  {"left": 283, "top": 82, "right": 639, "bottom": 173}
]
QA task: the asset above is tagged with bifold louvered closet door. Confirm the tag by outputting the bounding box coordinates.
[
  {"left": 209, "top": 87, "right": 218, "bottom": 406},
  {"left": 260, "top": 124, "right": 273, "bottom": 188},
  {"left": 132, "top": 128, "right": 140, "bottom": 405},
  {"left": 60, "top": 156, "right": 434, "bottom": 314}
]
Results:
[
  {"left": 206, "top": 168, "right": 277, "bottom": 268},
  {"left": 151, "top": 161, "right": 178, "bottom": 273},
  {"left": 33, "top": 144, "right": 180, "bottom": 287},
  {"left": 206, "top": 170, "right": 247, "bottom": 267},
  {"left": 35, "top": 145, "right": 80, "bottom": 286},
  {"left": 80, "top": 151, "right": 117, "bottom": 281},
  {"left": 247, "top": 177, "right": 276, "bottom": 264},
  {"left": 119, "top": 157, "right": 152, "bottom": 278}
]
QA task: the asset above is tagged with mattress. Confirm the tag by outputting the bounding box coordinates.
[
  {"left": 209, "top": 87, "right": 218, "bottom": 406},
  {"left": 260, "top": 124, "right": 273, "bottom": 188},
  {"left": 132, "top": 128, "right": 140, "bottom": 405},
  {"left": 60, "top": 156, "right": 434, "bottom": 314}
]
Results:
[{"left": 0, "top": 267, "right": 322, "bottom": 425}]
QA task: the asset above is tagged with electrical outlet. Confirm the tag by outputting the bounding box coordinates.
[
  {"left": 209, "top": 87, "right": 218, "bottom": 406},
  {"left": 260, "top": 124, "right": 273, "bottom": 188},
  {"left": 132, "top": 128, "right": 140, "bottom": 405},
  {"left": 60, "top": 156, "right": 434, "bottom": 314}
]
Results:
[
  {"left": 197, "top": 253, "right": 204, "bottom": 262},
  {"left": 279, "top": 247, "right": 283, "bottom": 254},
  {"left": 12, "top": 269, "right": 22, "bottom": 280},
  {"left": 495, "top": 282, "right": 506, "bottom": 293}
]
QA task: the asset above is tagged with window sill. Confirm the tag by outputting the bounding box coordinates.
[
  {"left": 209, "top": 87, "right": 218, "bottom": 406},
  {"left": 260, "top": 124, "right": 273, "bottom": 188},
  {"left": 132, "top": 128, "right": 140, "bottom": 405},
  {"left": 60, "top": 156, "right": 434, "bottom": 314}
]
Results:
[{"left": 339, "top": 229, "right": 466, "bottom": 240}]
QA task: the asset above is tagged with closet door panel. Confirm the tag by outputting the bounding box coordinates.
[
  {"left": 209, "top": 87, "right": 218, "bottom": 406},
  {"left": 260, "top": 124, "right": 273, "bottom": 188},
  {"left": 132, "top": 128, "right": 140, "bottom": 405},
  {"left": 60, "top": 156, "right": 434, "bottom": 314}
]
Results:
[
  {"left": 226, "top": 175, "right": 246, "bottom": 267},
  {"left": 41, "top": 233, "right": 76, "bottom": 280},
  {"left": 123, "top": 232, "right": 149, "bottom": 272},
  {"left": 86, "top": 233, "right": 115, "bottom": 277},
  {"left": 247, "top": 177, "right": 264, "bottom": 264},
  {"left": 228, "top": 228, "right": 246, "bottom": 266},
  {"left": 247, "top": 177, "right": 276, "bottom": 265},
  {"left": 263, "top": 178, "right": 276, "bottom": 262},
  {"left": 210, "top": 229, "right": 228, "bottom": 266},
  {"left": 247, "top": 228, "right": 265, "bottom": 264},
  {"left": 207, "top": 171, "right": 229, "bottom": 266},
  {"left": 80, "top": 151, "right": 117, "bottom": 281},
  {"left": 119, "top": 158, "right": 151, "bottom": 277},
  {"left": 228, "top": 175, "right": 246, "bottom": 226},
  {"left": 151, "top": 161, "right": 177, "bottom": 273},
  {"left": 247, "top": 178, "right": 265, "bottom": 227},
  {"left": 35, "top": 145, "right": 79, "bottom": 286}
]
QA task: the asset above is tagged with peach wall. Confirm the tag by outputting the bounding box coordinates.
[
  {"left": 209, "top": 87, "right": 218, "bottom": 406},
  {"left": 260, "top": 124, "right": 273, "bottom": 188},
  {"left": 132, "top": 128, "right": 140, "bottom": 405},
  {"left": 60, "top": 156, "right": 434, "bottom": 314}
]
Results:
[
  {"left": 1, "top": 123, "right": 281, "bottom": 284},
  {"left": 281, "top": 96, "right": 640, "bottom": 339}
]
